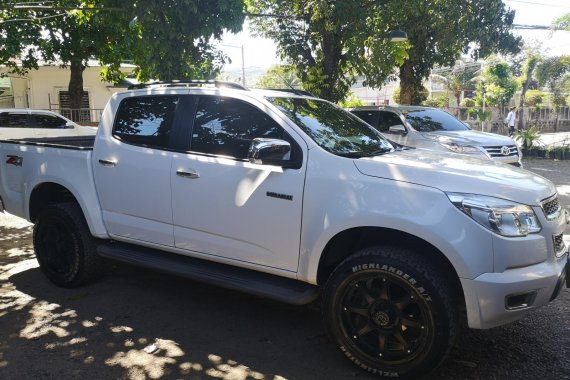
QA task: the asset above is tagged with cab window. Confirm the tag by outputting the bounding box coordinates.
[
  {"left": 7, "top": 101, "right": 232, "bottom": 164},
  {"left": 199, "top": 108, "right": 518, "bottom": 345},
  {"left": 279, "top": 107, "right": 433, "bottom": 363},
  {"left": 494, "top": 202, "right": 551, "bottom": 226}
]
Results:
[
  {"left": 113, "top": 96, "right": 179, "bottom": 149},
  {"left": 190, "top": 96, "right": 285, "bottom": 159}
]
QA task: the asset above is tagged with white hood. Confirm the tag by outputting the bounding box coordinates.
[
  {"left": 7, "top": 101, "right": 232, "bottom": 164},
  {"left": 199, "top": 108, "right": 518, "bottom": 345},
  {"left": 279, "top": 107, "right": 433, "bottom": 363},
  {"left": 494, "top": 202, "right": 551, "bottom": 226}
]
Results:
[
  {"left": 424, "top": 130, "right": 516, "bottom": 146},
  {"left": 353, "top": 149, "right": 556, "bottom": 206}
]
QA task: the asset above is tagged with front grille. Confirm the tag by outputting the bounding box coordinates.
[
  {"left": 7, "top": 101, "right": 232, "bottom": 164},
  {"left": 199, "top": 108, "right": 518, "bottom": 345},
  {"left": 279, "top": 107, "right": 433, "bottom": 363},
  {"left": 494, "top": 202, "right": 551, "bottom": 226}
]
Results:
[
  {"left": 482, "top": 145, "right": 519, "bottom": 159},
  {"left": 553, "top": 234, "right": 566, "bottom": 257},
  {"left": 483, "top": 145, "right": 519, "bottom": 158},
  {"left": 541, "top": 197, "right": 561, "bottom": 220}
]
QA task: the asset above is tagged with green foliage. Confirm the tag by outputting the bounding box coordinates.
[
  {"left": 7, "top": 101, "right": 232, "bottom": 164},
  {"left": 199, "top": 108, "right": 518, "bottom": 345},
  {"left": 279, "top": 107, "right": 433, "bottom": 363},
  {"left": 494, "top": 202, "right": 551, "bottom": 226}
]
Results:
[
  {"left": 514, "top": 126, "right": 540, "bottom": 150},
  {"left": 551, "top": 13, "right": 570, "bottom": 31},
  {"left": 125, "top": 0, "right": 245, "bottom": 82},
  {"left": 422, "top": 95, "right": 449, "bottom": 108},
  {"left": 246, "top": 0, "right": 409, "bottom": 102},
  {"left": 524, "top": 90, "right": 546, "bottom": 108},
  {"left": 471, "top": 108, "right": 492, "bottom": 122},
  {"left": 394, "top": 0, "right": 520, "bottom": 104},
  {"left": 255, "top": 65, "right": 302, "bottom": 89},
  {"left": 339, "top": 91, "right": 365, "bottom": 108},
  {"left": 535, "top": 56, "right": 570, "bottom": 110},
  {"left": 475, "top": 61, "right": 518, "bottom": 108},
  {"left": 392, "top": 86, "right": 401, "bottom": 104},
  {"left": 461, "top": 98, "right": 476, "bottom": 107},
  {"left": 0, "top": 0, "right": 245, "bottom": 109}
]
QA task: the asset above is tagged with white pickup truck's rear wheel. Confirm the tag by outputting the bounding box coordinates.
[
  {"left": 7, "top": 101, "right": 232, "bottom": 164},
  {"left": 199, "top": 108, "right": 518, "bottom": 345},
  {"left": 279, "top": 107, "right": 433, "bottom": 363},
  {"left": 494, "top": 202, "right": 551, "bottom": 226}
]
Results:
[
  {"left": 322, "top": 246, "right": 458, "bottom": 378},
  {"left": 33, "top": 202, "right": 101, "bottom": 287}
]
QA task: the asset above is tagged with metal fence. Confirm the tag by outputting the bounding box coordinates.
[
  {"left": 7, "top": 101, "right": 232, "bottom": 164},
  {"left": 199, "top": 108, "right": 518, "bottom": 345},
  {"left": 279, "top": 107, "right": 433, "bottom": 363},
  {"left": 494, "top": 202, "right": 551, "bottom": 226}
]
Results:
[
  {"left": 446, "top": 106, "right": 570, "bottom": 134},
  {"left": 51, "top": 108, "right": 104, "bottom": 125}
]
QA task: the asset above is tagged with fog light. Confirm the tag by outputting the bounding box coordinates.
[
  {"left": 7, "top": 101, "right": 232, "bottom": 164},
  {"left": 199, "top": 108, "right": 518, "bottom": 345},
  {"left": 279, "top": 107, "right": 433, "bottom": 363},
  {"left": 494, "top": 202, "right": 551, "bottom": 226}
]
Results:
[{"left": 505, "top": 291, "right": 537, "bottom": 310}]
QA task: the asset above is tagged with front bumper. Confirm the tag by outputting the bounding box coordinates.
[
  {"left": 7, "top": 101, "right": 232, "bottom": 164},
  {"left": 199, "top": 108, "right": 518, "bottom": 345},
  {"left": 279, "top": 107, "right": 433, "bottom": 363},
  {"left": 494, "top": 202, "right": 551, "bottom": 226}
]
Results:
[{"left": 461, "top": 251, "right": 568, "bottom": 329}]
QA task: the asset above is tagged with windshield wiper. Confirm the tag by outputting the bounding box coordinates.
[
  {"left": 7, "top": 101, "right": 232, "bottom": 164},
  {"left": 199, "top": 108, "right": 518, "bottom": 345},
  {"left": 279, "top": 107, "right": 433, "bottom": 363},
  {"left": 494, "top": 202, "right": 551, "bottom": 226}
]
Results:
[{"left": 335, "top": 147, "right": 393, "bottom": 158}]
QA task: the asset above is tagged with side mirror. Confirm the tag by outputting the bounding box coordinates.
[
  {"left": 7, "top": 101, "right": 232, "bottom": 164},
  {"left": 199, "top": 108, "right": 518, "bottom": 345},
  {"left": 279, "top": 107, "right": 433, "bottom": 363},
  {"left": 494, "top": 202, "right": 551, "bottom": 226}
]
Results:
[
  {"left": 65, "top": 123, "right": 75, "bottom": 129},
  {"left": 388, "top": 124, "right": 407, "bottom": 135},
  {"left": 248, "top": 138, "right": 292, "bottom": 166}
]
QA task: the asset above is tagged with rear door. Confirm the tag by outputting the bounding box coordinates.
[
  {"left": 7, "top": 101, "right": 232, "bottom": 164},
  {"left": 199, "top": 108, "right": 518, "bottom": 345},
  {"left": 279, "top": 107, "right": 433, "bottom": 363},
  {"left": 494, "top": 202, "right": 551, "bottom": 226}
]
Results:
[{"left": 93, "top": 94, "right": 184, "bottom": 246}]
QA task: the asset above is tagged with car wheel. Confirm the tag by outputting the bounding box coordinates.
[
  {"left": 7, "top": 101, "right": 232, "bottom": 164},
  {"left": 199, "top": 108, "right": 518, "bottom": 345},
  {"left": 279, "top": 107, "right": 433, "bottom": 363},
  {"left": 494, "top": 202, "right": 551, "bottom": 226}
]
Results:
[
  {"left": 33, "top": 202, "right": 101, "bottom": 287},
  {"left": 322, "top": 245, "right": 458, "bottom": 378}
]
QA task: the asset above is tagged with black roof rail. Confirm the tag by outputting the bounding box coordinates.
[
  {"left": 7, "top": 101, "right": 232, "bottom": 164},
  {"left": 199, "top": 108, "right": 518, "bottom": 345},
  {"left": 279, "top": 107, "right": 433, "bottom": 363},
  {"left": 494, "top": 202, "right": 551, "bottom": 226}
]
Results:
[
  {"left": 265, "top": 88, "right": 315, "bottom": 97},
  {"left": 128, "top": 80, "right": 249, "bottom": 91}
]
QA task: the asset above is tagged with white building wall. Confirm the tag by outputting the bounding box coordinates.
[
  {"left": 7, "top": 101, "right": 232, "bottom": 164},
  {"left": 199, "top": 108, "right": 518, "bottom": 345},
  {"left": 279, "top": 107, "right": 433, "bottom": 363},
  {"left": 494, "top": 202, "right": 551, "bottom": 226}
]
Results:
[
  {"left": 1, "top": 64, "right": 133, "bottom": 112},
  {"left": 25, "top": 65, "right": 130, "bottom": 110}
]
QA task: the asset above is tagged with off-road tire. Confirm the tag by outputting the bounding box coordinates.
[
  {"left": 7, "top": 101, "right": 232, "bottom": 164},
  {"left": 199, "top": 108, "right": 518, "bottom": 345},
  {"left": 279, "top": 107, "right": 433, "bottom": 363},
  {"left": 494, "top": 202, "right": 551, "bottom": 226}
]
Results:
[
  {"left": 33, "top": 202, "right": 101, "bottom": 287},
  {"left": 322, "top": 246, "right": 458, "bottom": 378}
]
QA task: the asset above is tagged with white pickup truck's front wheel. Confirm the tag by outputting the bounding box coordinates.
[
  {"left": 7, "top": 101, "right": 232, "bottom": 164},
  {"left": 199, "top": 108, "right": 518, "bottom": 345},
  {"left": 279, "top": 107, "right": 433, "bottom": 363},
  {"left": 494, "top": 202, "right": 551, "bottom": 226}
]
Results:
[
  {"left": 322, "top": 246, "right": 458, "bottom": 378},
  {"left": 33, "top": 202, "right": 101, "bottom": 287}
]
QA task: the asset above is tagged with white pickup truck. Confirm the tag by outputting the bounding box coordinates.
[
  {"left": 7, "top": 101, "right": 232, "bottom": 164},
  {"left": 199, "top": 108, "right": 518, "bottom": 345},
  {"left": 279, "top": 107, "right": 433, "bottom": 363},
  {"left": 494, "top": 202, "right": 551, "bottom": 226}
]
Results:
[{"left": 0, "top": 81, "right": 568, "bottom": 378}]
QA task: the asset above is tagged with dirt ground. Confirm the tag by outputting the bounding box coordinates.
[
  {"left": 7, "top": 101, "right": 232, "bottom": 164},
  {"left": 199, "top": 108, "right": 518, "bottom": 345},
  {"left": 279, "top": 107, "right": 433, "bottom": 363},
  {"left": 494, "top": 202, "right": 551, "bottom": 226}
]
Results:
[{"left": 0, "top": 157, "right": 568, "bottom": 380}]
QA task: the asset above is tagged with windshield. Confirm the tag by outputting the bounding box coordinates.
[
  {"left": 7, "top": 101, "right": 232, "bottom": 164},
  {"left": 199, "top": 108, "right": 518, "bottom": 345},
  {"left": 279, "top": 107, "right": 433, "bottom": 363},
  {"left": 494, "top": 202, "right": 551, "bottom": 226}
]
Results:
[
  {"left": 267, "top": 97, "right": 394, "bottom": 157},
  {"left": 403, "top": 109, "right": 469, "bottom": 132}
]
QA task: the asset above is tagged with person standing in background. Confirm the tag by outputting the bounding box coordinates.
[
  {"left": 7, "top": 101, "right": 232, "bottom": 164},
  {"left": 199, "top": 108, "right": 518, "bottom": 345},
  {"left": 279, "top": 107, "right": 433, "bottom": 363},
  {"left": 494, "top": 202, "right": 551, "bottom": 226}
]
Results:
[{"left": 505, "top": 106, "right": 517, "bottom": 136}]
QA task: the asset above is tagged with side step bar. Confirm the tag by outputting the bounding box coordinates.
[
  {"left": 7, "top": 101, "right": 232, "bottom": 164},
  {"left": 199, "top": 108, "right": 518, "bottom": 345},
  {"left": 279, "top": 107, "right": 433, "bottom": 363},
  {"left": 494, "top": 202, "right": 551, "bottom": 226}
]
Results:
[{"left": 97, "top": 242, "right": 320, "bottom": 305}]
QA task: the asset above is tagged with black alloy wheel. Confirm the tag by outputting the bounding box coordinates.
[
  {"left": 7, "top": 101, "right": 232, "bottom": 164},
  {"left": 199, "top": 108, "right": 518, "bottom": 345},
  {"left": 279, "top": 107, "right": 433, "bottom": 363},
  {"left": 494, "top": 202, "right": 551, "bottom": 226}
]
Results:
[
  {"left": 33, "top": 202, "right": 101, "bottom": 287},
  {"left": 323, "top": 246, "right": 458, "bottom": 378}
]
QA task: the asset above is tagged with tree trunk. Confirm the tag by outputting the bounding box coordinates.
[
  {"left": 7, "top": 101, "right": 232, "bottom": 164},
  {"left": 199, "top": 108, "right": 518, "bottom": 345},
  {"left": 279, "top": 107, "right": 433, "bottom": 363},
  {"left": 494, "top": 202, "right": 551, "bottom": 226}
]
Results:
[
  {"left": 68, "top": 60, "right": 86, "bottom": 122},
  {"left": 399, "top": 61, "right": 414, "bottom": 105},
  {"left": 319, "top": 31, "right": 342, "bottom": 102},
  {"left": 518, "top": 59, "right": 537, "bottom": 130}
]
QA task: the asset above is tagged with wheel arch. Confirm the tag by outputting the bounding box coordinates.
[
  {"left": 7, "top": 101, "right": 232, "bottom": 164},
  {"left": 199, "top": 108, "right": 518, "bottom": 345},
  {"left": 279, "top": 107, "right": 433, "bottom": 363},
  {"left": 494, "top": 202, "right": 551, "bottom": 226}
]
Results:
[
  {"left": 316, "top": 227, "right": 465, "bottom": 303},
  {"left": 29, "top": 182, "right": 78, "bottom": 223}
]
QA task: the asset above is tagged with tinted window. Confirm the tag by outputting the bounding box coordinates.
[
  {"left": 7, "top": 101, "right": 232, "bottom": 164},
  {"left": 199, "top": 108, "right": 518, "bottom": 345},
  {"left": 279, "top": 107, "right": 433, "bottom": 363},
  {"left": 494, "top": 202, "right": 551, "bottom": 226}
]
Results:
[
  {"left": 113, "top": 96, "right": 179, "bottom": 149},
  {"left": 31, "top": 114, "right": 68, "bottom": 129},
  {"left": 191, "top": 96, "right": 285, "bottom": 159},
  {"left": 378, "top": 111, "right": 404, "bottom": 132},
  {"left": 268, "top": 97, "right": 393, "bottom": 157},
  {"left": 351, "top": 111, "right": 379, "bottom": 129},
  {"left": 403, "top": 109, "right": 469, "bottom": 132},
  {"left": 0, "top": 113, "right": 28, "bottom": 128}
]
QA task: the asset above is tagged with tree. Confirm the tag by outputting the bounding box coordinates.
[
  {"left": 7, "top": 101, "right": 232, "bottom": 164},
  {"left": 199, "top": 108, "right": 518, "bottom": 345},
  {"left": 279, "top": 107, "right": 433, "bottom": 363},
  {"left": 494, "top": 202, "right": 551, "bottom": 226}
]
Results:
[
  {"left": 246, "top": 0, "right": 408, "bottom": 102},
  {"left": 435, "top": 59, "right": 479, "bottom": 106},
  {"left": 517, "top": 50, "right": 541, "bottom": 129},
  {"left": 551, "top": 12, "right": 570, "bottom": 31},
  {"left": 124, "top": 0, "right": 245, "bottom": 82},
  {"left": 0, "top": 0, "right": 245, "bottom": 119},
  {"left": 535, "top": 55, "right": 570, "bottom": 131},
  {"left": 475, "top": 60, "right": 518, "bottom": 110},
  {"left": 391, "top": 0, "right": 520, "bottom": 104},
  {"left": 255, "top": 65, "right": 302, "bottom": 89}
]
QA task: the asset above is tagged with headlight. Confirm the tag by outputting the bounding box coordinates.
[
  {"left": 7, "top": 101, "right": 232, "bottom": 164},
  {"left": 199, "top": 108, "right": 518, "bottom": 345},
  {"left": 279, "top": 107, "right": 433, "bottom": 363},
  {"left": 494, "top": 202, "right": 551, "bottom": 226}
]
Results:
[
  {"left": 447, "top": 193, "right": 542, "bottom": 237},
  {"left": 440, "top": 142, "right": 481, "bottom": 154}
]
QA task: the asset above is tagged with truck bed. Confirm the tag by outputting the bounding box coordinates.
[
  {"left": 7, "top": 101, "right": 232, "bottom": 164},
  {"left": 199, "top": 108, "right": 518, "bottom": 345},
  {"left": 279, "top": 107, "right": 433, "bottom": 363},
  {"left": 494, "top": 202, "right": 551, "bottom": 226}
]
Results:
[{"left": 0, "top": 135, "right": 95, "bottom": 150}]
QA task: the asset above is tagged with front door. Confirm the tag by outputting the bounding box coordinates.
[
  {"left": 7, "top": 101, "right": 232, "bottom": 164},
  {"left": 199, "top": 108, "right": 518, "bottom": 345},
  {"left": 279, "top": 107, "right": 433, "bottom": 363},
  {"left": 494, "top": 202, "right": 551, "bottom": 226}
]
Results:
[{"left": 171, "top": 95, "right": 306, "bottom": 272}]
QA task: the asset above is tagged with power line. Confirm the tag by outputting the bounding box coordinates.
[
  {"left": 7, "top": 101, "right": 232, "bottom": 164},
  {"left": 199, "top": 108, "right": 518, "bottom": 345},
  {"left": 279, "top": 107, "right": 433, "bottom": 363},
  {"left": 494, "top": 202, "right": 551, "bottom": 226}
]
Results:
[{"left": 505, "top": 0, "right": 570, "bottom": 8}]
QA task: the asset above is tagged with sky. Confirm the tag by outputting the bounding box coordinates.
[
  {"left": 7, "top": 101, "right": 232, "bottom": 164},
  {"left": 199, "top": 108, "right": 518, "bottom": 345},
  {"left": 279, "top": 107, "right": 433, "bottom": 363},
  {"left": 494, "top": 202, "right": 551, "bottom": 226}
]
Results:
[{"left": 219, "top": 0, "right": 570, "bottom": 73}]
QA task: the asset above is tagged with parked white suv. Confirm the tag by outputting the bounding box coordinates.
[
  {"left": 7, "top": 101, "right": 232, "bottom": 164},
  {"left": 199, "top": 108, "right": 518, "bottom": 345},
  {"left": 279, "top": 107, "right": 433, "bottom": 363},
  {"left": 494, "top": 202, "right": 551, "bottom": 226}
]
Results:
[
  {"left": 0, "top": 109, "right": 96, "bottom": 139},
  {"left": 349, "top": 105, "right": 522, "bottom": 166}
]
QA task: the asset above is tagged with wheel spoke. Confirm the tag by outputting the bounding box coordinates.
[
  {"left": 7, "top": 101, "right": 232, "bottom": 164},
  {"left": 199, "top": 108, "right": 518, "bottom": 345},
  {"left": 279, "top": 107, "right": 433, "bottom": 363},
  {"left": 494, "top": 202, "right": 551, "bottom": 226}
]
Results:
[
  {"left": 356, "top": 282, "right": 376, "bottom": 305},
  {"left": 356, "top": 323, "right": 375, "bottom": 337},
  {"left": 394, "top": 296, "right": 412, "bottom": 311},
  {"left": 378, "top": 334, "right": 386, "bottom": 352},
  {"left": 393, "top": 331, "right": 409, "bottom": 351},
  {"left": 379, "top": 279, "right": 390, "bottom": 301},
  {"left": 401, "top": 316, "right": 422, "bottom": 328},
  {"left": 346, "top": 306, "right": 369, "bottom": 317}
]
